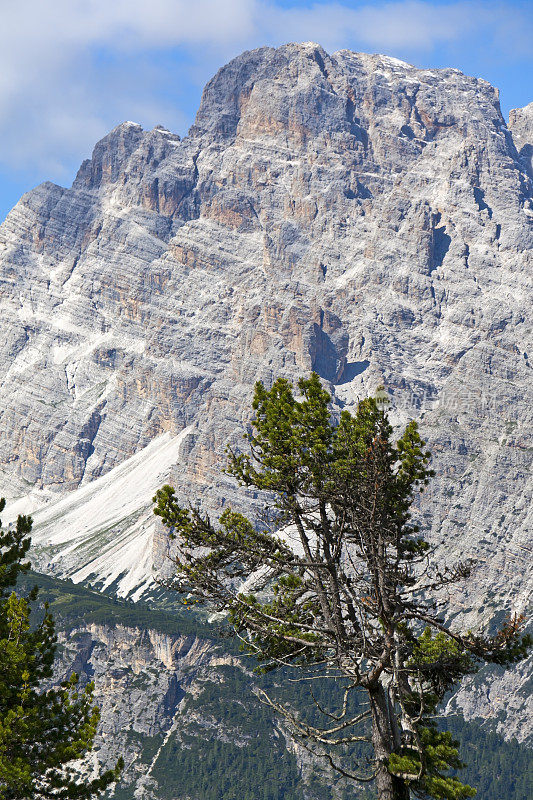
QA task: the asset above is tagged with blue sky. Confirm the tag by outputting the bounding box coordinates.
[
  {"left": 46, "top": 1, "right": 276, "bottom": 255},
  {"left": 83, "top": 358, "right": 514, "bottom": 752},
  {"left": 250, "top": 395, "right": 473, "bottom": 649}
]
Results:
[{"left": 1, "top": 0, "right": 531, "bottom": 222}]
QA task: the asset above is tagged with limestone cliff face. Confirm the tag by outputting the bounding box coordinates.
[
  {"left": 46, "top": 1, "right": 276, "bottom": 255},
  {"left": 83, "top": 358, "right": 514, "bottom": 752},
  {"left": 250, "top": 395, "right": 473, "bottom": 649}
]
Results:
[
  {"left": 444, "top": 657, "right": 532, "bottom": 745},
  {"left": 510, "top": 101, "right": 533, "bottom": 177},
  {"left": 52, "top": 622, "right": 243, "bottom": 799},
  {"left": 0, "top": 43, "right": 531, "bottom": 737}
]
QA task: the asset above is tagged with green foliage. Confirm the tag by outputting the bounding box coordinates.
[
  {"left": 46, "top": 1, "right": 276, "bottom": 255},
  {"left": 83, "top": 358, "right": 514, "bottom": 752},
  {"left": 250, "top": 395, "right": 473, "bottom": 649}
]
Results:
[
  {"left": 154, "top": 373, "right": 531, "bottom": 800},
  {"left": 17, "top": 570, "right": 216, "bottom": 642},
  {"left": 443, "top": 717, "right": 533, "bottom": 800},
  {"left": 0, "top": 503, "right": 122, "bottom": 799},
  {"left": 389, "top": 725, "right": 476, "bottom": 800},
  {"left": 151, "top": 666, "right": 304, "bottom": 800},
  {"left": 408, "top": 628, "right": 477, "bottom": 700}
]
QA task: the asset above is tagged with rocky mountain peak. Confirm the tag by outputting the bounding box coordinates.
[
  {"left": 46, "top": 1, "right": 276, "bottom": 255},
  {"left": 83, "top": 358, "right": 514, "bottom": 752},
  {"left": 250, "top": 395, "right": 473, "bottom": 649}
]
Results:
[
  {"left": 190, "top": 42, "right": 507, "bottom": 153},
  {"left": 74, "top": 121, "right": 145, "bottom": 190},
  {"left": 0, "top": 46, "right": 530, "bottom": 714},
  {"left": 190, "top": 42, "right": 333, "bottom": 140}
]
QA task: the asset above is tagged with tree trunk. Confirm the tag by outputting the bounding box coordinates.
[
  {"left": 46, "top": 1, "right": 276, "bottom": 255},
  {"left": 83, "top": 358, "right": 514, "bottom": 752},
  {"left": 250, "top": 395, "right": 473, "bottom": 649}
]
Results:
[{"left": 369, "top": 682, "right": 410, "bottom": 800}]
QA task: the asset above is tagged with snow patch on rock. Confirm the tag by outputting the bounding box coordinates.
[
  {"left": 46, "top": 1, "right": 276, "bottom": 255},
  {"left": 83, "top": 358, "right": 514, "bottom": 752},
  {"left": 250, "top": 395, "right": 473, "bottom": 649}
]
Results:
[{"left": 14, "top": 428, "right": 192, "bottom": 600}]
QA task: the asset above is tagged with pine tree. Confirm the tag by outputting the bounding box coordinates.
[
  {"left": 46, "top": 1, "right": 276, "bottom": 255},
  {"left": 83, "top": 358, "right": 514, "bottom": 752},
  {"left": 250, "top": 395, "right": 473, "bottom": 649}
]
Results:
[
  {"left": 153, "top": 373, "right": 531, "bottom": 800},
  {"left": 0, "top": 500, "right": 122, "bottom": 799}
]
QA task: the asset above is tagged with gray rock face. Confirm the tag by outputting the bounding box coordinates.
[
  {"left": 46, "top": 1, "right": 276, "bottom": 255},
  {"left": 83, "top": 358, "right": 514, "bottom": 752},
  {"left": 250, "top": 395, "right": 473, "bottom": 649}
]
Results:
[
  {"left": 444, "top": 657, "right": 533, "bottom": 744},
  {"left": 52, "top": 622, "right": 242, "bottom": 798},
  {"left": 510, "top": 101, "right": 533, "bottom": 177},
  {"left": 0, "top": 43, "right": 531, "bottom": 737}
]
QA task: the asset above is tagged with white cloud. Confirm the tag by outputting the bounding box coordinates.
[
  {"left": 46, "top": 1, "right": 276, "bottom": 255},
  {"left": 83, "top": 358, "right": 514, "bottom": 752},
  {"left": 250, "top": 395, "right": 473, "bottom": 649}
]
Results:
[
  {"left": 257, "top": 1, "right": 532, "bottom": 56},
  {"left": 0, "top": 1, "right": 530, "bottom": 182},
  {"left": 258, "top": 1, "right": 474, "bottom": 52},
  {"left": 0, "top": 0, "right": 255, "bottom": 175}
]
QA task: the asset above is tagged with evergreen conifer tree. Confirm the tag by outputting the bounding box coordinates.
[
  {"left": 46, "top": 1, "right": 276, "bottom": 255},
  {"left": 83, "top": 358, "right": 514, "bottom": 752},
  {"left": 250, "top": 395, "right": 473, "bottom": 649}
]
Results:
[
  {"left": 154, "top": 373, "right": 531, "bottom": 800},
  {"left": 0, "top": 500, "right": 122, "bottom": 799}
]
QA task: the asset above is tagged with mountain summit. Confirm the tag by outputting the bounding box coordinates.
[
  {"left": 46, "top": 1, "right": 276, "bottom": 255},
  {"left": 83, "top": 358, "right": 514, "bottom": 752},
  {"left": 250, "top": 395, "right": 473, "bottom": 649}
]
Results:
[{"left": 0, "top": 42, "right": 531, "bottom": 737}]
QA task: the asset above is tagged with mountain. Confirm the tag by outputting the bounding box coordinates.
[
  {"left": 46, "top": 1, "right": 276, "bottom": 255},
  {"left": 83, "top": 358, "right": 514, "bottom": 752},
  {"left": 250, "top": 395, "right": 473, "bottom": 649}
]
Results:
[{"left": 0, "top": 42, "right": 531, "bottom": 744}]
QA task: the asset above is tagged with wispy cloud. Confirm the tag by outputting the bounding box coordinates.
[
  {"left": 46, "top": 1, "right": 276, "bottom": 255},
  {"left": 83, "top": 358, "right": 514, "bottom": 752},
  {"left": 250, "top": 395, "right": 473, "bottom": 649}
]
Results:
[
  {"left": 0, "top": 1, "right": 531, "bottom": 180},
  {"left": 259, "top": 1, "right": 475, "bottom": 52},
  {"left": 0, "top": 0, "right": 254, "bottom": 174}
]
